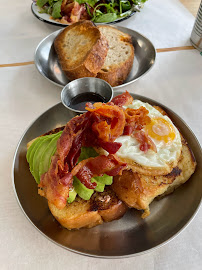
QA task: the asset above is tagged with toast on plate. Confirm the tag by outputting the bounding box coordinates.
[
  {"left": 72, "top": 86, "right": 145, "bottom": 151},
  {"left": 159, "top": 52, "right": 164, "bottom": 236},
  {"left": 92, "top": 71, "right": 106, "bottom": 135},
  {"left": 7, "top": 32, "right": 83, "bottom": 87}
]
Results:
[
  {"left": 54, "top": 21, "right": 109, "bottom": 80},
  {"left": 48, "top": 187, "right": 128, "bottom": 230},
  {"left": 96, "top": 25, "right": 134, "bottom": 87}
]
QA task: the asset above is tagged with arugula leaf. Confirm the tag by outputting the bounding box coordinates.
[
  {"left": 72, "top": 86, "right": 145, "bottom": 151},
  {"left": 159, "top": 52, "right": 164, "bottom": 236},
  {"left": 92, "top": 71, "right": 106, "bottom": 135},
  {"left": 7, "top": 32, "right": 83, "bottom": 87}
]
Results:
[
  {"left": 132, "top": 0, "right": 147, "bottom": 4},
  {"left": 38, "top": 6, "right": 49, "bottom": 14},
  {"left": 48, "top": 0, "right": 58, "bottom": 5},
  {"left": 94, "top": 13, "right": 118, "bottom": 23},
  {"left": 52, "top": 0, "right": 62, "bottom": 18},
  {"left": 76, "top": 0, "right": 99, "bottom": 6},
  {"left": 120, "top": 1, "right": 131, "bottom": 12},
  {"left": 37, "top": 0, "right": 49, "bottom": 8}
]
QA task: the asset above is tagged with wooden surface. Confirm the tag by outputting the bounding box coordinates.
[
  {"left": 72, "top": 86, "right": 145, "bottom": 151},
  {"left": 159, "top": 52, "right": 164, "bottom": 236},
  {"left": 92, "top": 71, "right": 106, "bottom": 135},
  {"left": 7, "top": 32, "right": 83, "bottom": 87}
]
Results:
[{"left": 180, "top": 0, "right": 201, "bottom": 16}]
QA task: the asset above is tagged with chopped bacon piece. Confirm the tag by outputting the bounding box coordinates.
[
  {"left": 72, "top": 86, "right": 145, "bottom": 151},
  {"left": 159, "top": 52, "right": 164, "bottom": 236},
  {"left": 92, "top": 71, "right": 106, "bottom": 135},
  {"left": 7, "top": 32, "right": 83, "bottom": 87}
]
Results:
[
  {"left": 70, "top": 2, "right": 86, "bottom": 23},
  {"left": 123, "top": 125, "right": 133, "bottom": 135},
  {"left": 133, "top": 130, "right": 157, "bottom": 153},
  {"left": 111, "top": 91, "right": 133, "bottom": 107},
  {"left": 123, "top": 107, "right": 151, "bottom": 134},
  {"left": 61, "top": 1, "right": 90, "bottom": 23},
  {"left": 86, "top": 103, "right": 125, "bottom": 142},
  {"left": 98, "top": 141, "right": 122, "bottom": 154},
  {"left": 125, "top": 107, "right": 151, "bottom": 126}
]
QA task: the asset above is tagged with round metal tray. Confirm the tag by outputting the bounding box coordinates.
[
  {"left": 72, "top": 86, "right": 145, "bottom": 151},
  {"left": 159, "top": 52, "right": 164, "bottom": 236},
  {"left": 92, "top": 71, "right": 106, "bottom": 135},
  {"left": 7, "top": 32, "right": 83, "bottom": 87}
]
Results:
[{"left": 12, "top": 92, "right": 202, "bottom": 258}]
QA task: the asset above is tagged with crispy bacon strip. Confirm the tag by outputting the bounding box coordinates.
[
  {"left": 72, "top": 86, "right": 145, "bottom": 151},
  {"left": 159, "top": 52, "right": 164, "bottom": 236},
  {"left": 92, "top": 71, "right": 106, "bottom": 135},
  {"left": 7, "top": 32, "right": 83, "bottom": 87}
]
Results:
[
  {"left": 86, "top": 103, "right": 125, "bottom": 142},
  {"left": 57, "top": 113, "right": 91, "bottom": 167},
  {"left": 39, "top": 113, "right": 91, "bottom": 209},
  {"left": 39, "top": 155, "right": 73, "bottom": 209},
  {"left": 133, "top": 130, "right": 157, "bottom": 153},
  {"left": 111, "top": 91, "right": 133, "bottom": 107}
]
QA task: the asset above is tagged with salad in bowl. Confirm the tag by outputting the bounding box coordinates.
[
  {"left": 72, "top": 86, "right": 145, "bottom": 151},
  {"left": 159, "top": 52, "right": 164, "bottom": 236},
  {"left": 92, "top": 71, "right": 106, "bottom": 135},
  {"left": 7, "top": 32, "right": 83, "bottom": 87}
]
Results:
[{"left": 34, "top": 0, "right": 147, "bottom": 24}]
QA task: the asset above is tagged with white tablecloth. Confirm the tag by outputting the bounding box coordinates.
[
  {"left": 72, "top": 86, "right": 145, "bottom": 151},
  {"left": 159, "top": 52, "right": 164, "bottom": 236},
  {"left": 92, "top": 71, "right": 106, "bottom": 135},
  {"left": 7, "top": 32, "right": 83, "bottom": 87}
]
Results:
[{"left": 0, "top": 0, "right": 202, "bottom": 269}]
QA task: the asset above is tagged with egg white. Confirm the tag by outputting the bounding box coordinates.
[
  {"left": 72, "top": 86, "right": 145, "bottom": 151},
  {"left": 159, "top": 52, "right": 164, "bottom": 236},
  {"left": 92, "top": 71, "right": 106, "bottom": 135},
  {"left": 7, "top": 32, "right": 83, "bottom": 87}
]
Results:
[{"left": 115, "top": 100, "right": 182, "bottom": 168}]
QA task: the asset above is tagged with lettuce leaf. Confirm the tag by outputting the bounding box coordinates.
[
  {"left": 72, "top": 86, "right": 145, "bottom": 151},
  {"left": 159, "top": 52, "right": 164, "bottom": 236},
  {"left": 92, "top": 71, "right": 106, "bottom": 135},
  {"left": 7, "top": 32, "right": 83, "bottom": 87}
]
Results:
[
  {"left": 75, "top": 0, "right": 99, "bottom": 7},
  {"left": 51, "top": 0, "right": 63, "bottom": 18},
  {"left": 94, "top": 13, "right": 118, "bottom": 23}
]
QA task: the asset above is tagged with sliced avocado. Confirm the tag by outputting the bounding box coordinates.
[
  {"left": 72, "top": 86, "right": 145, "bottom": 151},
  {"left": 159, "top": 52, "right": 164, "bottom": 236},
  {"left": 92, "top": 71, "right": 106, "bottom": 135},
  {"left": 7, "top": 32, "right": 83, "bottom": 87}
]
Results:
[
  {"left": 38, "top": 132, "right": 62, "bottom": 179},
  {"left": 67, "top": 189, "right": 77, "bottom": 204},
  {"left": 29, "top": 137, "right": 45, "bottom": 177},
  {"left": 27, "top": 132, "right": 58, "bottom": 163},
  {"left": 94, "top": 174, "right": 113, "bottom": 185},
  {"left": 73, "top": 177, "right": 94, "bottom": 201},
  {"left": 32, "top": 137, "right": 51, "bottom": 183},
  {"left": 27, "top": 137, "right": 42, "bottom": 163},
  {"left": 91, "top": 178, "right": 105, "bottom": 192}
]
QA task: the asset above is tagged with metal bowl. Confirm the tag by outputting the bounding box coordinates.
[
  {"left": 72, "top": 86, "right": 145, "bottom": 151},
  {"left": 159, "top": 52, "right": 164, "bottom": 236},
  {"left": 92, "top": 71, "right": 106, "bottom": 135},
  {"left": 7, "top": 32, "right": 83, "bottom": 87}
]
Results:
[
  {"left": 34, "top": 26, "right": 156, "bottom": 89},
  {"left": 12, "top": 91, "right": 202, "bottom": 258},
  {"left": 61, "top": 78, "right": 113, "bottom": 113}
]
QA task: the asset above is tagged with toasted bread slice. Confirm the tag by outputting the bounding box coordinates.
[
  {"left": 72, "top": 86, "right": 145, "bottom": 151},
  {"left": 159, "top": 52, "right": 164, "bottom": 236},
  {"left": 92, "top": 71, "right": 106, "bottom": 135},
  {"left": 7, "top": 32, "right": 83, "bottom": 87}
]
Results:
[
  {"left": 112, "top": 135, "right": 196, "bottom": 217},
  {"left": 48, "top": 187, "right": 128, "bottom": 230},
  {"left": 54, "top": 21, "right": 109, "bottom": 80},
  {"left": 96, "top": 25, "right": 134, "bottom": 87}
]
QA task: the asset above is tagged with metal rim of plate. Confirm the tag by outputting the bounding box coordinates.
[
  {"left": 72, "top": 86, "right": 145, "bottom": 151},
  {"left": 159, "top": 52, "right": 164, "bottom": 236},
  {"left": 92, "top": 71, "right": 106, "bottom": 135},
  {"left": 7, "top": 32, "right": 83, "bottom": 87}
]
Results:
[
  {"left": 34, "top": 26, "right": 156, "bottom": 89},
  {"left": 31, "top": 2, "right": 136, "bottom": 27},
  {"left": 12, "top": 91, "right": 202, "bottom": 258}
]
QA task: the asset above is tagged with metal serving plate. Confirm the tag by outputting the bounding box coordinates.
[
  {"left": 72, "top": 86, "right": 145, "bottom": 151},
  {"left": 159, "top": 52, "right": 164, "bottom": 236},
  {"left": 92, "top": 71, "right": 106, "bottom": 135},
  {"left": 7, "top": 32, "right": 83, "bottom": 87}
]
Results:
[
  {"left": 34, "top": 26, "right": 156, "bottom": 89},
  {"left": 31, "top": 2, "right": 137, "bottom": 27},
  {"left": 12, "top": 92, "right": 202, "bottom": 258}
]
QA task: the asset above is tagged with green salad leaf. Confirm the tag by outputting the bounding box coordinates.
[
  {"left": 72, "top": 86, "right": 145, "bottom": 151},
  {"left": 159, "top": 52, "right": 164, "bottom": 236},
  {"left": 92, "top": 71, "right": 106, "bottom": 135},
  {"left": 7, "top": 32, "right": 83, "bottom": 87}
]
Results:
[
  {"left": 37, "top": 0, "right": 49, "bottom": 8},
  {"left": 52, "top": 0, "right": 63, "bottom": 18},
  {"left": 94, "top": 13, "right": 118, "bottom": 23},
  {"left": 36, "top": 0, "right": 148, "bottom": 23},
  {"left": 76, "top": 0, "right": 99, "bottom": 7},
  {"left": 132, "top": 0, "right": 147, "bottom": 4},
  {"left": 120, "top": 0, "right": 131, "bottom": 12}
]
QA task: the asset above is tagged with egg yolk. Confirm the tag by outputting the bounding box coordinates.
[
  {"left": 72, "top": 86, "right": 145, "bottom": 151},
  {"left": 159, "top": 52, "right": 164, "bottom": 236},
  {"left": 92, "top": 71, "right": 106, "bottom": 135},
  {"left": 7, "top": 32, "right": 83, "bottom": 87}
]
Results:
[{"left": 145, "top": 118, "right": 176, "bottom": 143}]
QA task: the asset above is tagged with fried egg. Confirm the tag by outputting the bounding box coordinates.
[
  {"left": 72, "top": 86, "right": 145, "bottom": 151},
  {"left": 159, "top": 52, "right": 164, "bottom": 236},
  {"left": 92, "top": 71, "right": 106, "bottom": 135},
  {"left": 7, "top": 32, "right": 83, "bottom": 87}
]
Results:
[{"left": 115, "top": 100, "right": 182, "bottom": 171}]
